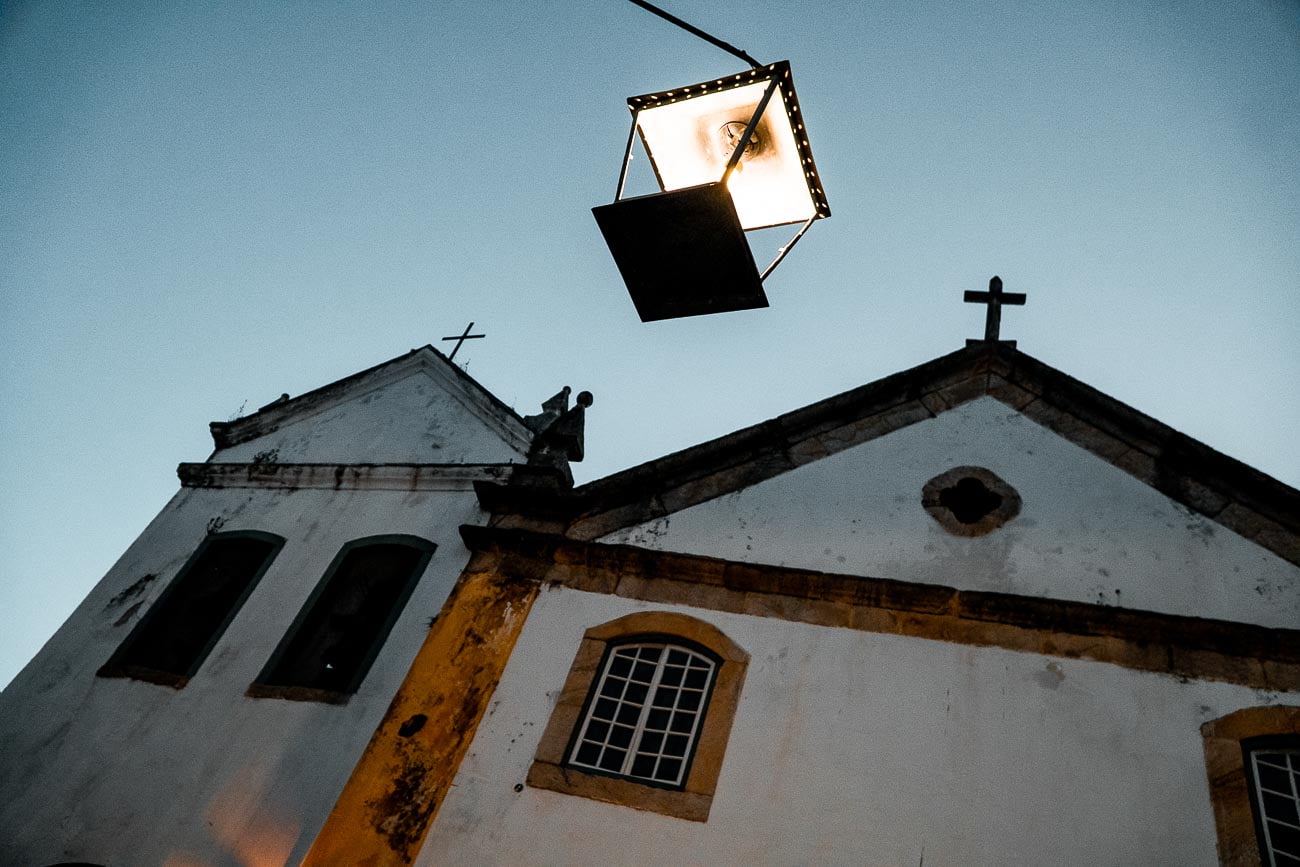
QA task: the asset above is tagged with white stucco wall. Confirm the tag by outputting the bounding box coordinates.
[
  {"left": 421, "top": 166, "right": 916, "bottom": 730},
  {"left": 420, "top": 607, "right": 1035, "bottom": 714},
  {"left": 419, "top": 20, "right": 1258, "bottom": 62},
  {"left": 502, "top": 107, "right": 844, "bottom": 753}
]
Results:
[
  {"left": 601, "top": 397, "right": 1300, "bottom": 629},
  {"left": 0, "top": 480, "right": 485, "bottom": 867},
  {"left": 420, "top": 586, "right": 1289, "bottom": 867},
  {"left": 214, "top": 367, "right": 528, "bottom": 465}
]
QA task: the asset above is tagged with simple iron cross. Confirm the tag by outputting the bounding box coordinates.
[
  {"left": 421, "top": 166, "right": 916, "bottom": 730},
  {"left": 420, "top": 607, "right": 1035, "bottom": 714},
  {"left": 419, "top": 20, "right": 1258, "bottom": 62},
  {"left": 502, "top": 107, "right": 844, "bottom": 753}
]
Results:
[
  {"left": 441, "top": 322, "right": 485, "bottom": 361},
  {"left": 964, "top": 276, "right": 1026, "bottom": 344}
]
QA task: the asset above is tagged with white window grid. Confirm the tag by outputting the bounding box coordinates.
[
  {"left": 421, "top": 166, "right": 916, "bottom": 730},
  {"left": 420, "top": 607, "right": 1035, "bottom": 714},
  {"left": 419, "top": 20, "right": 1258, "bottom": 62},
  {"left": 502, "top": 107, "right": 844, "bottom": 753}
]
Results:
[
  {"left": 568, "top": 642, "right": 716, "bottom": 787},
  {"left": 1250, "top": 747, "right": 1300, "bottom": 866}
]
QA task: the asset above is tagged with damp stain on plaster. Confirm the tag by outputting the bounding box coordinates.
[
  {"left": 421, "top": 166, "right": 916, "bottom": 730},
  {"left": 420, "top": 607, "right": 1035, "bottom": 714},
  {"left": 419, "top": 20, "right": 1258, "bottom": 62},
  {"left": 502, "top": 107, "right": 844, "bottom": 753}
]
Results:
[
  {"left": 1032, "top": 661, "right": 1065, "bottom": 690},
  {"left": 112, "top": 600, "right": 144, "bottom": 627},
  {"left": 104, "top": 573, "right": 158, "bottom": 612}
]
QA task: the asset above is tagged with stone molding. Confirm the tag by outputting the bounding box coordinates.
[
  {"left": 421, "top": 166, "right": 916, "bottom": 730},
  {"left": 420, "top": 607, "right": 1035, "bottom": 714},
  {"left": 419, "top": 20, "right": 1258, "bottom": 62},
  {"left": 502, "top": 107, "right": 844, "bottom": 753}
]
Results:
[
  {"left": 1201, "top": 706, "right": 1300, "bottom": 865},
  {"left": 921, "top": 465, "right": 1022, "bottom": 537},
  {"left": 476, "top": 344, "right": 1300, "bottom": 567},
  {"left": 527, "top": 611, "right": 749, "bottom": 822},
  {"left": 461, "top": 525, "right": 1300, "bottom": 691},
  {"left": 178, "top": 461, "right": 514, "bottom": 492}
]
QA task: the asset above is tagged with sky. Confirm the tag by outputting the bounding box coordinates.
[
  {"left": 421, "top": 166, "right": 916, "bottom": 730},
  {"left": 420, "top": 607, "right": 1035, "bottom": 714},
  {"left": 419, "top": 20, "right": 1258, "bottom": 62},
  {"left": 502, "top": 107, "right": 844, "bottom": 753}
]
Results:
[{"left": 1, "top": 0, "right": 1297, "bottom": 690}]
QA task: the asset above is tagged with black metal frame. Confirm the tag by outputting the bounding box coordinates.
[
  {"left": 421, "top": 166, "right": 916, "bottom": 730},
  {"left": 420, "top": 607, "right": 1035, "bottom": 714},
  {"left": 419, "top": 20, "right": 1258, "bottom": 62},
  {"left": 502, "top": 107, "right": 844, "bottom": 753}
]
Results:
[{"left": 612, "top": 61, "right": 829, "bottom": 286}]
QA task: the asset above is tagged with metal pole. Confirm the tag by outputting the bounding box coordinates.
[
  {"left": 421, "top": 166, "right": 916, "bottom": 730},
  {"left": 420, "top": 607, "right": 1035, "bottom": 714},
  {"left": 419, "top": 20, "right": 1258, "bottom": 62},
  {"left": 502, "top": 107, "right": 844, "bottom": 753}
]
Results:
[
  {"left": 626, "top": 0, "right": 763, "bottom": 68},
  {"left": 758, "top": 215, "right": 817, "bottom": 282},
  {"left": 614, "top": 109, "right": 641, "bottom": 201},
  {"left": 720, "top": 76, "right": 779, "bottom": 187}
]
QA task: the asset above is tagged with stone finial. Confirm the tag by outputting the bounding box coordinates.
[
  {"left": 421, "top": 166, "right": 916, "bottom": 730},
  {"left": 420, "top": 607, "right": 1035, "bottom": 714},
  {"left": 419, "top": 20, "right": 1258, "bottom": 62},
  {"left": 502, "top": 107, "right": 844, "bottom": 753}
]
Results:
[
  {"left": 523, "top": 388, "right": 593, "bottom": 489},
  {"left": 523, "top": 386, "right": 571, "bottom": 434}
]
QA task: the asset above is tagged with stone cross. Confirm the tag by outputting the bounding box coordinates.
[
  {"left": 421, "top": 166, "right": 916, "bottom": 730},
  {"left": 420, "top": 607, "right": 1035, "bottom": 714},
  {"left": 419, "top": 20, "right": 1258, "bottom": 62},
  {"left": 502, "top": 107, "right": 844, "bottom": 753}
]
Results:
[
  {"left": 963, "top": 276, "right": 1026, "bottom": 344},
  {"left": 441, "top": 322, "right": 485, "bottom": 361}
]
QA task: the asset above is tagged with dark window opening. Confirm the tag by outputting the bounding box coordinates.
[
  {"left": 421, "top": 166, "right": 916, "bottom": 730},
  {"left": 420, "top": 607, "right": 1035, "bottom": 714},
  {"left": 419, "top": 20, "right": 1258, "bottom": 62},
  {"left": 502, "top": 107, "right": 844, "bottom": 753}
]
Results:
[
  {"left": 98, "top": 531, "right": 284, "bottom": 687},
  {"left": 938, "top": 476, "right": 1004, "bottom": 524},
  {"left": 250, "top": 535, "right": 435, "bottom": 701}
]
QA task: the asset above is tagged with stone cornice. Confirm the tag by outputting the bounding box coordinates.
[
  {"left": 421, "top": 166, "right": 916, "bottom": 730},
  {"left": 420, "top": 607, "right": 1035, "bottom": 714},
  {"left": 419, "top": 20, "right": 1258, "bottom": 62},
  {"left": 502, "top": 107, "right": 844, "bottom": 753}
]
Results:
[
  {"left": 476, "top": 343, "right": 1300, "bottom": 567},
  {"left": 178, "top": 462, "right": 516, "bottom": 492},
  {"left": 459, "top": 525, "right": 1300, "bottom": 691}
]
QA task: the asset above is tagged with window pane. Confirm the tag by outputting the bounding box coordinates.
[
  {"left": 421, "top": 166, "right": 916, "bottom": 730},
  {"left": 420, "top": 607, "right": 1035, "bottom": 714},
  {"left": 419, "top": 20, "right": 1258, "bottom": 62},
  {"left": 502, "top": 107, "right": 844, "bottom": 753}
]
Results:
[
  {"left": 656, "top": 758, "right": 682, "bottom": 783},
  {"left": 1271, "top": 822, "right": 1300, "bottom": 858},
  {"left": 598, "top": 748, "right": 626, "bottom": 772},
  {"left": 669, "top": 712, "right": 695, "bottom": 734},
  {"left": 574, "top": 742, "right": 601, "bottom": 766},
  {"left": 1264, "top": 792, "right": 1300, "bottom": 828},
  {"left": 608, "top": 725, "right": 634, "bottom": 749},
  {"left": 640, "top": 731, "right": 664, "bottom": 754},
  {"left": 106, "top": 534, "right": 281, "bottom": 681},
  {"left": 257, "top": 538, "right": 432, "bottom": 695},
  {"left": 665, "top": 734, "right": 689, "bottom": 757},
  {"left": 1259, "top": 764, "right": 1292, "bottom": 794}
]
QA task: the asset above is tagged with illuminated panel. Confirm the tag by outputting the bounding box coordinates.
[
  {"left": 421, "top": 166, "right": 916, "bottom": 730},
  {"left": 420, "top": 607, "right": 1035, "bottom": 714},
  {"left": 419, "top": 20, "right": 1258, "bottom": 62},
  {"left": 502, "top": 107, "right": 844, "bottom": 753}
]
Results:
[{"left": 629, "top": 61, "right": 830, "bottom": 231}]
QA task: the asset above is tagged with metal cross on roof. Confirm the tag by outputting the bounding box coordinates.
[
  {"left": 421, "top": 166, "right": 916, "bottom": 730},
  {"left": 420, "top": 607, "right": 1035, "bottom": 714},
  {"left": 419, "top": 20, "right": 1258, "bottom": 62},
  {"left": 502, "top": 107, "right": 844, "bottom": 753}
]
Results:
[
  {"left": 964, "top": 276, "right": 1026, "bottom": 346},
  {"left": 441, "top": 322, "right": 485, "bottom": 361}
]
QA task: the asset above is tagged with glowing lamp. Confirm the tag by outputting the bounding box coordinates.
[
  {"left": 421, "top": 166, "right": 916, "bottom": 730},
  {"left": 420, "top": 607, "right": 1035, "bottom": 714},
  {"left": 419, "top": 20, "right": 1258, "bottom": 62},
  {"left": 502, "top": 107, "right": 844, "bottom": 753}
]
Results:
[{"left": 594, "top": 60, "right": 830, "bottom": 322}]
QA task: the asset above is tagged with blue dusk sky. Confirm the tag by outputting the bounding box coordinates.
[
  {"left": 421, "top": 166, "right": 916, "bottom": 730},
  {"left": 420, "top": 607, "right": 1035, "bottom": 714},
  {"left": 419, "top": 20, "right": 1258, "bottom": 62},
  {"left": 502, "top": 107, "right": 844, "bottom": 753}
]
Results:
[{"left": 2, "top": 0, "right": 1297, "bottom": 688}]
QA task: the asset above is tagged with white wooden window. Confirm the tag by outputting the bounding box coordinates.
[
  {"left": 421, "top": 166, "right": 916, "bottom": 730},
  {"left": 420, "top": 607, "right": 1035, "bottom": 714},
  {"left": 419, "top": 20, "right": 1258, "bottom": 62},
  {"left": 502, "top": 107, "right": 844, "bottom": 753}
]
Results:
[
  {"left": 568, "top": 642, "right": 716, "bottom": 787},
  {"left": 1250, "top": 746, "right": 1300, "bottom": 866}
]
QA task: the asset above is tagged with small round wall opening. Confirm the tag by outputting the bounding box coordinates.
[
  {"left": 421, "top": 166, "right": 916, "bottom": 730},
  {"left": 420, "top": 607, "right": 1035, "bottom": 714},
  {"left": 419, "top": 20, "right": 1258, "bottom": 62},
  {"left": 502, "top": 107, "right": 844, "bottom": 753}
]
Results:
[{"left": 922, "top": 466, "right": 1021, "bottom": 537}]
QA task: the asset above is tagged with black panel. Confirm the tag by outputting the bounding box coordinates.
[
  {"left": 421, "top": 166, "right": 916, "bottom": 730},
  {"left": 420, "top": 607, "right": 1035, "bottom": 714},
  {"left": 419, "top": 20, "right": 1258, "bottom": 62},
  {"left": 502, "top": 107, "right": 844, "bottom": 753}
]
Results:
[{"left": 593, "top": 183, "right": 767, "bottom": 322}]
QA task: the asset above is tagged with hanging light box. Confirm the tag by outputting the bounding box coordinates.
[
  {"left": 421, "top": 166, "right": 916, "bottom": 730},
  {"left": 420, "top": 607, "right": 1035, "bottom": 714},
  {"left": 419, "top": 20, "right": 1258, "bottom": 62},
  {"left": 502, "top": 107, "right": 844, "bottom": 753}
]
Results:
[{"left": 593, "top": 60, "right": 831, "bottom": 322}]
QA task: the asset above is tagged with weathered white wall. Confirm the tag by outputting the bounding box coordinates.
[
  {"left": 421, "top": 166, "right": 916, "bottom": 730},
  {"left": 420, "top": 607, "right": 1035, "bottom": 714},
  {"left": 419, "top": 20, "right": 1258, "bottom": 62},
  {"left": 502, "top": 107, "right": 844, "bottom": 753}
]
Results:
[
  {"left": 602, "top": 397, "right": 1300, "bottom": 629},
  {"left": 0, "top": 479, "right": 486, "bottom": 867},
  {"left": 420, "top": 587, "right": 1287, "bottom": 867},
  {"left": 214, "top": 366, "right": 528, "bottom": 465}
]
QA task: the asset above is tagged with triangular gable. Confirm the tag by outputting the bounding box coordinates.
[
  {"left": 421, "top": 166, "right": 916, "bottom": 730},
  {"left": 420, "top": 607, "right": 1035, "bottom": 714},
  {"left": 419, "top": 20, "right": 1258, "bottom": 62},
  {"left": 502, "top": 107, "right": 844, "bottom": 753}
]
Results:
[
  {"left": 209, "top": 346, "right": 533, "bottom": 463},
  {"left": 480, "top": 344, "right": 1299, "bottom": 568}
]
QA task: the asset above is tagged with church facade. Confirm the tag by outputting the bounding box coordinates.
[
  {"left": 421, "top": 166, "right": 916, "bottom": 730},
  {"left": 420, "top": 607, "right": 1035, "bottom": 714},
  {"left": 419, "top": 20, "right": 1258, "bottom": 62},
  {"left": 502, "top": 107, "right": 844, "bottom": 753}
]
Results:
[{"left": 1, "top": 342, "right": 1297, "bottom": 866}]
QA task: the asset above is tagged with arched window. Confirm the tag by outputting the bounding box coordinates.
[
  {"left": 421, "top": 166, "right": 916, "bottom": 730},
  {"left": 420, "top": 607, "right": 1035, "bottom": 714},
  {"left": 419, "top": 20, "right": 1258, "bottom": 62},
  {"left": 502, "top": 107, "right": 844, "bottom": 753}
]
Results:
[
  {"left": 528, "top": 611, "right": 748, "bottom": 822},
  {"left": 1201, "top": 706, "right": 1300, "bottom": 866},
  {"left": 249, "top": 534, "right": 434, "bottom": 702},
  {"left": 568, "top": 639, "right": 719, "bottom": 787},
  {"left": 98, "top": 531, "right": 284, "bottom": 687}
]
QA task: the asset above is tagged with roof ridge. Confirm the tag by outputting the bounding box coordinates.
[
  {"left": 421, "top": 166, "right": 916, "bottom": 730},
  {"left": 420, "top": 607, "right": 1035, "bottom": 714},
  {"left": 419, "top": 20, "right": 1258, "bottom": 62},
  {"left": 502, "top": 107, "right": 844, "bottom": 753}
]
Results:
[
  {"left": 208, "top": 345, "right": 531, "bottom": 451},
  {"left": 481, "top": 343, "right": 1299, "bottom": 566}
]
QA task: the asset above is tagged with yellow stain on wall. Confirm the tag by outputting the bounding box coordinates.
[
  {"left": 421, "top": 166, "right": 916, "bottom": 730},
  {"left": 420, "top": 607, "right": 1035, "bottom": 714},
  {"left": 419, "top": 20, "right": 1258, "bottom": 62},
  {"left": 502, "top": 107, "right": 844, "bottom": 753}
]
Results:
[{"left": 304, "top": 564, "right": 538, "bottom": 866}]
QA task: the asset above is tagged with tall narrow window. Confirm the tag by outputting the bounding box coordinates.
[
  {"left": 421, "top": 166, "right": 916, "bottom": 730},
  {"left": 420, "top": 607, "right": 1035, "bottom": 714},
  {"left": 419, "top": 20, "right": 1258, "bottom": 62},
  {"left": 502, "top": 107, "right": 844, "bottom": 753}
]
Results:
[
  {"left": 568, "top": 640, "right": 718, "bottom": 788},
  {"left": 1246, "top": 739, "right": 1300, "bottom": 866},
  {"left": 99, "top": 531, "right": 284, "bottom": 687},
  {"left": 250, "top": 534, "right": 435, "bottom": 702}
]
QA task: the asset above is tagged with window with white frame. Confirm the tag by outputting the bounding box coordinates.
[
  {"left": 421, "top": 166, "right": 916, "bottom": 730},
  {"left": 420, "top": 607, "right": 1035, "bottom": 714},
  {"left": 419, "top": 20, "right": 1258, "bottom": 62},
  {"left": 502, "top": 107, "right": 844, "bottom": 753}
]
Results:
[
  {"left": 567, "top": 641, "right": 717, "bottom": 787},
  {"left": 1247, "top": 741, "right": 1300, "bottom": 866}
]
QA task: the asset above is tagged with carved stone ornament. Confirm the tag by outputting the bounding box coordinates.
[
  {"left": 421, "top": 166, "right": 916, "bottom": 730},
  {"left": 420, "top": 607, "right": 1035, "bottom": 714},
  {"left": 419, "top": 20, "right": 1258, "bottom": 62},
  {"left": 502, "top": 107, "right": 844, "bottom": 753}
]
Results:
[{"left": 922, "top": 466, "right": 1022, "bottom": 537}]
